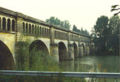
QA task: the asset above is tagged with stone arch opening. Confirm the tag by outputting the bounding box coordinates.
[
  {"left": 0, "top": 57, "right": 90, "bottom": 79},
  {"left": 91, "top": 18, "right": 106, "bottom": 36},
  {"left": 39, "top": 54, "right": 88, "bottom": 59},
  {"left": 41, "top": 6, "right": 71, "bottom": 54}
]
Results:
[
  {"left": 23, "top": 22, "right": 25, "bottom": 33},
  {"left": 0, "top": 40, "right": 15, "bottom": 70},
  {"left": 29, "top": 40, "right": 49, "bottom": 69},
  {"left": 0, "top": 17, "right": 1, "bottom": 30},
  {"left": 58, "top": 42, "right": 67, "bottom": 61},
  {"left": 29, "top": 24, "right": 31, "bottom": 34},
  {"left": 73, "top": 43, "right": 78, "bottom": 58},
  {"left": 2, "top": 17, "right": 6, "bottom": 31},
  {"left": 12, "top": 20, "right": 15, "bottom": 31},
  {"left": 29, "top": 40, "right": 49, "bottom": 54},
  {"left": 7, "top": 19, "right": 10, "bottom": 31},
  {"left": 26, "top": 23, "right": 28, "bottom": 33}
]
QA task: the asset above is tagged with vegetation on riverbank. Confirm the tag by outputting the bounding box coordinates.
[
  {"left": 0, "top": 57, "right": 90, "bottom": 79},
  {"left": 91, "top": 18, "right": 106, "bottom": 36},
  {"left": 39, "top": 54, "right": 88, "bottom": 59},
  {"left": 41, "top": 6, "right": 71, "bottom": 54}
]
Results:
[{"left": 91, "top": 15, "right": 120, "bottom": 55}]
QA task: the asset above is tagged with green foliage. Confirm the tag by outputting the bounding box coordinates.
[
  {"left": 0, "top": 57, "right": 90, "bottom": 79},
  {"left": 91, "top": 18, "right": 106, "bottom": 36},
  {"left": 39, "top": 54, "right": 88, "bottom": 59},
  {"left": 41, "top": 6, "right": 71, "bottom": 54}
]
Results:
[
  {"left": 46, "top": 16, "right": 89, "bottom": 36},
  {"left": 46, "top": 16, "right": 71, "bottom": 30},
  {"left": 92, "top": 15, "right": 120, "bottom": 55},
  {"left": 16, "top": 42, "right": 29, "bottom": 70},
  {"left": 109, "top": 16, "right": 120, "bottom": 34},
  {"left": 72, "top": 25, "right": 89, "bottom": 36},
  {"left": 29, "top": 48, "right": 60, "bottom": 71},
  {"left": 94, "top": 16, "right": 109, "bottom": 38}
]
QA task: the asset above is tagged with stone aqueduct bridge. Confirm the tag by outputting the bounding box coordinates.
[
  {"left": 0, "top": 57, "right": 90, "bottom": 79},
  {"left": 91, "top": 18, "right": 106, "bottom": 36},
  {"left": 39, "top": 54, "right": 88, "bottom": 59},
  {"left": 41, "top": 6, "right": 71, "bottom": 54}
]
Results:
[{"left": 0, "top": 7, "right": 90, "bottom": 69}]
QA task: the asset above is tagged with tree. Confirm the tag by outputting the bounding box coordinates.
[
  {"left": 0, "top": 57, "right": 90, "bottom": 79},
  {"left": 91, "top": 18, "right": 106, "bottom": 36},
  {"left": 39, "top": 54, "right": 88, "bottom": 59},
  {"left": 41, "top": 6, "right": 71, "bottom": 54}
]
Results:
[
  {"left": 109, "top": 16, "right": 120, "bottom": 34},
  {"left": 62, "top": 20, "right": 71, "bottom": 30},
  {"left": 94, "top": 16, "right": 109, "bottom": 38},
  {"left": 46, "top": 17, "right": 71, "bottom": 30},
  {"left": 92, "top": 15, "right": 120, "bottom": 55},
  {"left": 107, "top": 16, "right": 120, "bottom": 55},
  {"left": 72, "top": 25, "right": 89, "bottom": 36},
  {"left": 93, "top": 16, "right": 109, "bottom": 54},
  {"left": 73, "top": 25, "right": 78, "bottom": 32}
]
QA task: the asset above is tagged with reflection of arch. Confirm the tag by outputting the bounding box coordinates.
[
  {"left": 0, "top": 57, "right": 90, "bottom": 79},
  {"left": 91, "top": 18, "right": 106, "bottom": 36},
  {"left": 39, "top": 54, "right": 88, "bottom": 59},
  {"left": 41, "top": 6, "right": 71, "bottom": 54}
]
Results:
[
  {"left": 29, "top": 40, "right": 49, "bottom": 55},
  {"left": 58, "top": 42, "right": 67, "bottom": 61},
  {"left": 0, "top": 40, "right": 15, "bottom": 70},
  {"left": 73, "top": 42, "right": 78, "bottom": 58}
]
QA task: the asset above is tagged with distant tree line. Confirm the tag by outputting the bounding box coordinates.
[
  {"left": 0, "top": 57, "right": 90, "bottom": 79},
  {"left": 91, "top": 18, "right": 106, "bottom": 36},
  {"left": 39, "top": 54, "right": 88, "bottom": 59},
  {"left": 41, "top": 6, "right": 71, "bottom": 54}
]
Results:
[
  {"left": 72, "top": 25, "right": 89, "bottom": 36},
  {"left": 46, "top": 16, "right": 89, "bottom": 36},
  {"left": 91, "top": 15, "right": 120, "bottom": 55},
  {"left": 46, "top": 17, "right": 71, "bottom": 30}
]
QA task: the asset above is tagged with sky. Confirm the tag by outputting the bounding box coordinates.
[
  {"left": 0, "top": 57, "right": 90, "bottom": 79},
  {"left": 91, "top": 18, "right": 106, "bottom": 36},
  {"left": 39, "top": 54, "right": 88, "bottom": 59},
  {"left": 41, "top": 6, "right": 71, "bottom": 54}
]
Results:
[{"left": 0, "top": 0, "right": 119, "bottom": 33}]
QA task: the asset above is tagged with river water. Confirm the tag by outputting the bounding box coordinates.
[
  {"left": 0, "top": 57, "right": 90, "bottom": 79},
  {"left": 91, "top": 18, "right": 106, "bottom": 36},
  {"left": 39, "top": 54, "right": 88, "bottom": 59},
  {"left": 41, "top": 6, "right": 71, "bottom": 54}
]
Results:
[
  {"left": 1, "top": 55, "right": 120, "bottom": 82},
  {"left": 60, "top": 55, "right": 120, "bottom": 72}
]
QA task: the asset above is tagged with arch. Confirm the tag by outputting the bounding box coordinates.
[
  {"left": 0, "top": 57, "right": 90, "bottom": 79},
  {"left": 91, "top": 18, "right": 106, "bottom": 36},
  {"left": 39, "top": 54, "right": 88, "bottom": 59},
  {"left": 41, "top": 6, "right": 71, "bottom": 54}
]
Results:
[
  {"left": 2, "top": 17, "right": 6, "bottom": 31},
  {"left": 58, "top": 42, "right": 67, "bottom": 61},
  {"left": 7, "top": 19, "right": 11, "bottom": 31},
  {"left": 0, "top": 40, "right": 15, "bottom": 70},
  {"left": 29, "top": 40, "right": 49, "bottom": 55},
  {"left": 73, "top": 42, "right": 78, "bottom": 58},
  {"left": 34, "top": 25, "right": 37, "bottom": 34},
  {"left": 29, "top": 40, "right": 49, "bottom": 68},
  {"left": 12, "top": 20, "right": 15, "bottom": 31},
  {"left": 39, "top": 26, "right": 41, "bottom": 35},
  {"left": 32, "top": 25, "right": 34, "bottom": 34},
  {"left": 23, "top": 22, "right": 25, "bottom": 33},
  {"left": 26, "top": 23, "right": 28, "bottom": 33},
  {"left": 29, "top": 24, "right": 31, "bottom": 34},
  {"left": 0, "top": 17, "right": 1, "bottom": 31}
]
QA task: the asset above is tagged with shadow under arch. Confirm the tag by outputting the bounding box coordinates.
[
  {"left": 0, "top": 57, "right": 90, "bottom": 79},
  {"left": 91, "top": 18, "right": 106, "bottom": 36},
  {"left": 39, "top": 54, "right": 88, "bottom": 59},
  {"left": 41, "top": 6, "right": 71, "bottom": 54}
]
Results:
[
  {"left": 73, "top": 42, "right": 78, "bottom": 58},
  {"left": 29, "top": 40, "right": 49, "bottom": 69},
  {"left": 29, "top": 40, "right": 49, "bottom": 55},
  {"left": 58, "top": 42, "right": 67, "bottom": 61},
  {"left": 0, "top": 40, "right": 15, "bottom": 70}
]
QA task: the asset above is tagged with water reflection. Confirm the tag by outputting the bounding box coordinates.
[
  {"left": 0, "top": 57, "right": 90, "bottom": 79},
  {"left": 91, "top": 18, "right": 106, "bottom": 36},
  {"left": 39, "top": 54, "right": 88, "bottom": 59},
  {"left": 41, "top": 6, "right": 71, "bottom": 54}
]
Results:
[
  {"left": 59, "top": 55, "right": 120, "bottom": 72},
  {"left": 1, "top": 55, "right": 120, "bottom": 82}
]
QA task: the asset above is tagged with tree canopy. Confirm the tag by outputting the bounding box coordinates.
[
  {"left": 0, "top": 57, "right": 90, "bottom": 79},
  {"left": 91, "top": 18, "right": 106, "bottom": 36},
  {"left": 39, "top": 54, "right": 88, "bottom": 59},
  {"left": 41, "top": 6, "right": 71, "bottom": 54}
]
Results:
[
  {"left": 46, "top": 17, "right": 71, "bottom": 30},
  {"left": 46, "top": 16, "right": 89, "bottom": 36},
  {"left": 92, "top": 15, "right": 120, "bottom": 55},
  {"left": 72, "top": 25, "right": 89, "bottom": 36}
]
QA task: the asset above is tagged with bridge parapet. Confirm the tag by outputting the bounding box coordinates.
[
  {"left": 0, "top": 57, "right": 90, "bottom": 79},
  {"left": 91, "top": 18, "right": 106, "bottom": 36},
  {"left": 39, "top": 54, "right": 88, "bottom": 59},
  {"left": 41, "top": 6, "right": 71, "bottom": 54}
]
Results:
[{"left": 0, "top": 14, "right": 16, "bottom": 33}]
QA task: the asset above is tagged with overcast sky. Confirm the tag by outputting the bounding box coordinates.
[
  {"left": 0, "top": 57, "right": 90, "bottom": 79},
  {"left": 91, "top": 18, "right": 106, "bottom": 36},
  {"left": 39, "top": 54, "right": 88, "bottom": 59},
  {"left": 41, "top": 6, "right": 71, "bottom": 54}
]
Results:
[{"left": 0, "top": 0, "right": 119, "bottom": 33}]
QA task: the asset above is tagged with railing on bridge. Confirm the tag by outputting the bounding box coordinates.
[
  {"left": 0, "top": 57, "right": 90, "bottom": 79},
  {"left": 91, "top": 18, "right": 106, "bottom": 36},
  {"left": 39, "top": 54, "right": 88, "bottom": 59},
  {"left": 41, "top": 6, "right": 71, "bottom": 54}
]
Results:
[{"left": 0, "top": 70, "right": 120, "bottom": 82}]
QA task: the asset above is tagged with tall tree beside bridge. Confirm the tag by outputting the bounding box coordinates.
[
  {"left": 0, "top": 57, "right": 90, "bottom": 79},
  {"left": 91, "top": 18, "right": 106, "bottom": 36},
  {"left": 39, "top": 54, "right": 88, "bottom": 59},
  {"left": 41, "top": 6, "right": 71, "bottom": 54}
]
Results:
[
  {"left": 92, "top": 15, "right": 120, "bottom": 55},
  {"left": 92, "top": 16, "right": 109, "bottom": 55},
  {"left": 108, "top": 16, "right": 120, "bottom": 55}
]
